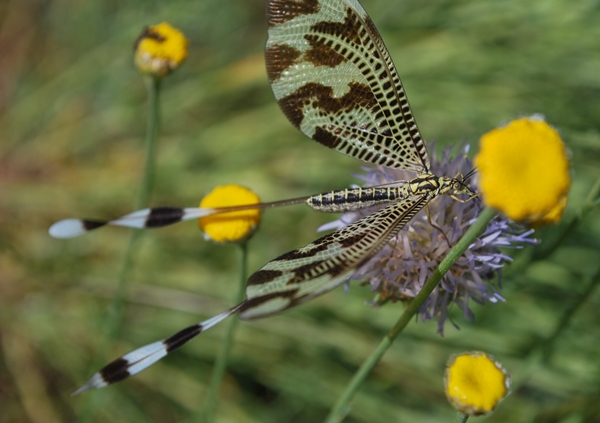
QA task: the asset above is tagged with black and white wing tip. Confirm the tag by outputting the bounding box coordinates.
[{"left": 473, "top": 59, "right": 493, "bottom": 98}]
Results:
[
  {"left": 71, "top": 306, "right": 242, "bottom": 395},
  {"left": 49, "top": 218, "right": 107, "bottom": 239},
  {"left": 72, "top": 340, "right": 167, "bottom": 395},
  {"left": 49, "top": 207, "right": 214, "bottom": 239}
]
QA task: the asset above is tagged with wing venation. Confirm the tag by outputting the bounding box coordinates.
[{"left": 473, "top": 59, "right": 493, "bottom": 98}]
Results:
[
  {"left": 238, "top": 194, "right": 430, "bottom": 319},
  {"left": 266, "top": 0, "right": 430, "bottom": 172}
]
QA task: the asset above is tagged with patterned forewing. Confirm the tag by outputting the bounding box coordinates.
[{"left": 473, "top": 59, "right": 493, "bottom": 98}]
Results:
[
  {"left": 238, "top": 195, "right": 430, "bottom": 319},
  {"left": 266, "top": 0, "right": 430, "bottom": 172}
]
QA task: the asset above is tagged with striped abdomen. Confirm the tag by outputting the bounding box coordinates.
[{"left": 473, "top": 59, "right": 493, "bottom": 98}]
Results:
[{"left": 306, "top": 187, "right": 406, "bottom": 212}]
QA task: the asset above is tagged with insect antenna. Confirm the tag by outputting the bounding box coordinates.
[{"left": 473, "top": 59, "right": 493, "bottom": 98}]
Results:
[{"left": 462, "top": 168, "right": 478, "bottom": 183}]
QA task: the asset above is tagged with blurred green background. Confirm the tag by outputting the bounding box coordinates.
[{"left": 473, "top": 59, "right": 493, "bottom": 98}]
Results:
[{"left": 1, "top": 0, "right": 600, "bottom": 422}]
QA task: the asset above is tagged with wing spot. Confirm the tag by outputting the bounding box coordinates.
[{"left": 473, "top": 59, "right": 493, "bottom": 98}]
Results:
[
  {"left": 267, "top": 0, "right": 320, "bottom": 28},
  {"left": 265, "top": 44, "right": 302, "bottom": 82}
]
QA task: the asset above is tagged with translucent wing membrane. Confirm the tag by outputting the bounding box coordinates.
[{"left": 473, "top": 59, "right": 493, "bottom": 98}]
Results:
[
  {"left": 266, "top": 0, "right": 430, "bottom": 172},
  {"left": 72, "top": 306, "right": 243, "bottom": 394},
  {"left": 48, "top": 207, "right": 211, "bottom": 238},
  {"left": 49, "top": 184, "right": 410, "bottom": 238},
  {"left": 238, "top": 195, "right": 430, "bottom": 318},
  {"left": 60, "top": 0, "right": 478, "bottom": 395},
  {"left": 73, "top": 195, "right": 430, "bottom": 393},
  {"left": 48, "top": 197, "right": 310, "bottom": 238}
]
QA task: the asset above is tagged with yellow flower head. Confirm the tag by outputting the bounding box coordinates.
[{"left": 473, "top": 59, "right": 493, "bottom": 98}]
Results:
[
  {"left": 475, "top": 117, "right": 570, "bottom": 225},
  {"left": 199, "top": 185, "right": 261, "bottom": 243},
  {"left": 444, "top": 351, "right": 510, "bottom": 416},
  {"left": 134, "top": 22, "right": 188, "bottom": 77}
]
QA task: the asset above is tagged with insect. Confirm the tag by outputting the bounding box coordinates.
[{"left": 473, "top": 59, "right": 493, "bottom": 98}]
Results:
[{"left": 51, "top": 0, "right": 477, "bottom": 394}]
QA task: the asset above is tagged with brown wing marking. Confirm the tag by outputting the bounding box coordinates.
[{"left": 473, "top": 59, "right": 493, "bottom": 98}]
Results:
[{"left": 238, "top": 194, "right": 431, "bottom": 320}]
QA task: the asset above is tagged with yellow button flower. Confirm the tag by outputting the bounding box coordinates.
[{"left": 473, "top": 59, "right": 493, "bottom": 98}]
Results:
[
  {"left": 475, "top": 117, "right": 570, "bottom": 225},
  {"left": 444, "top": 351, "right": 510, "bottom": 416},
  {"left": 134, "top": 22, "right": 188, "bottom": 77},
  {"left": 199, "top": 185, "right": 261, "bottom": 243}
]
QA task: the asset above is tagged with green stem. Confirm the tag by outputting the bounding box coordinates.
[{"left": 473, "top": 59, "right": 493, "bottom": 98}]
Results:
[
  {"left": 511, "top": 264, "right": 600, "bottom": 390},
  {"left": 453, "top": 411, "right": 469, "bottom": 423},
  {"left": 78, "top": 76, "right": 161, "bottom": 422},
  {"left": 324, "top": 207, "right": 497, "bottom": 423},
  {"left": 200, "top": 242, "right": 249, "bottom": 422},
  {"left": 541, "top": 267, "right": 600, "bottom": 362},
  {"left": 506, "top": 178, "right": 600, "bottom": 393},
  {"left": 105, "top": 75, "right": 161, "bottom": 340},
  {"left": 137, "top": 75, "right": 161, "bottom": 209}
]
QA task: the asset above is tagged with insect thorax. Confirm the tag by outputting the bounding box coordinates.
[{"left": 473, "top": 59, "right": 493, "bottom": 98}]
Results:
[
  {"left": 405, "top": 173, "right": 446, "bottom": 196},
  {"left": 405, "top": 173, "right": 470, "bottom": 198}
]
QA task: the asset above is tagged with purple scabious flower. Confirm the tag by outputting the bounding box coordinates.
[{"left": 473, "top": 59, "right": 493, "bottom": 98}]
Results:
[{"left": 319, "top": 143, "right": 537, "bottom": 334}]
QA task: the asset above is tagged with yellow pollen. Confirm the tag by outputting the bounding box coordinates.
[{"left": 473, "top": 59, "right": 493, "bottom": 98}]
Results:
[
  {"left": 475, "top": 117, "right": 570, "bottom": 224},
  {"left": 445, "top": 351, "right": 510, "bottom": 416},
  {"left": 134, "top": 22, "right": 188, "bottom": 77},
  {"left": 199, "top": 185, "right": 261, "bottom": 243}
]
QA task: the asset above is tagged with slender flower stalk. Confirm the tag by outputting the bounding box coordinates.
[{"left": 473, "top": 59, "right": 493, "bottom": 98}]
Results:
[
  {"left": 197, "top": 184, "right": 262, "bottom": 421},
  {"left": 78, "top": 35, "right": 169, "bottom": 422},
  {"left": 105, "top": 74, "right": 161, "bottom": 342},
  {"left": 541, "top": 267, "right": 600, "bottom": 363},
  {"left": 102, "top": 22, "right": 187, "bottom": 344},
  {"left": 200, "top": 242, "right": 249, "bottom": 422},
  {"left": 324, "top": 207, "right": 497, "bottom": 423},
  {"left": 138, "top": 75, "right": 161, "bottom": 208},
  {"left": 501, "top": 271, "right": 600, "bottom": 414},
  {"left": 509, "top": 263, "right": 600, "bottom": 396},
  {"left": 321, "top": 144, "right": 535, "bottom": 333},
  {"left": 324, "top": 116, "right": 566, "bottom": 421}
]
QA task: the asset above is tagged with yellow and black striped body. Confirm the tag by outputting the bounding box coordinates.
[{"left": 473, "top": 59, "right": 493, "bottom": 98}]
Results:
[{"left": 306, "top": 173, "right": 470, "bottom": 213}]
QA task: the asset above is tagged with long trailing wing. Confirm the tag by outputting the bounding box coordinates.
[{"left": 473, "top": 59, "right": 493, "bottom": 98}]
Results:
[
  {"left": 73, "top": 195, "right": 430, "bottom": 394},
  {"left": 49, "top": 181, "right": 411, "bottom": 239},
  {"left": 238, "top": 194, "right": 430, "bottom": 319},
  {"left": 266, "top": 0, "right": 430, "bottom": 172},
  {"left": 49, "top": 207, "right": 211, "bottom": 238},
  {"left": 72, "top": 306, "right": 243, "bottom": 395},
  {"left": 48, "top": 196, "right": 310, "bottom": 238}
]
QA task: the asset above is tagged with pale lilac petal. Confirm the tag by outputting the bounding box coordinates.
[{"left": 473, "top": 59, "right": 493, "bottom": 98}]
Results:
[{"left": 322, "top": 142, "right": 535, "bottom": 334}]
